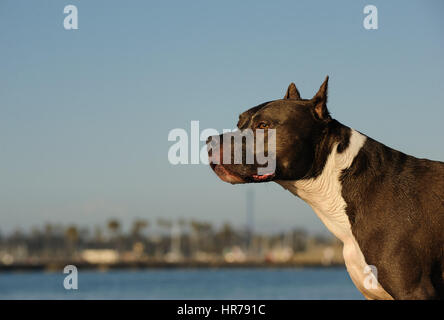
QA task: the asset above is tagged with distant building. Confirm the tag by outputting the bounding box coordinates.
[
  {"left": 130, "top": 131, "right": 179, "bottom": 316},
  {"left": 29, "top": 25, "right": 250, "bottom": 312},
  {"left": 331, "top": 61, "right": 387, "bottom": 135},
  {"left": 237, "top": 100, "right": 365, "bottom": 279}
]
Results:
[{"left": 81, "top": 249, "right": 118, "bottom": 264}]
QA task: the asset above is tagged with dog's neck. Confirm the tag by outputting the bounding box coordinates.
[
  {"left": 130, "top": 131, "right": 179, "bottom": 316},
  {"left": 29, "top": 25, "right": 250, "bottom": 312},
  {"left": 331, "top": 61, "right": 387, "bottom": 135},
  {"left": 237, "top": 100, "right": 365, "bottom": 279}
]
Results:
[{"left": 276, "top": 127, "right": 367, "bottom": 242}]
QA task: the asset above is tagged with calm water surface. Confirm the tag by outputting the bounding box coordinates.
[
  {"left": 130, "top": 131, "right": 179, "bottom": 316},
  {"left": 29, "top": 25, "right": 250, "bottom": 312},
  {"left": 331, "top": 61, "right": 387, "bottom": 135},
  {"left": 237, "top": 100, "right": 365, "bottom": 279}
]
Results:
[{"left": 0, "top": 268, "right": 363, "bottom": 299}]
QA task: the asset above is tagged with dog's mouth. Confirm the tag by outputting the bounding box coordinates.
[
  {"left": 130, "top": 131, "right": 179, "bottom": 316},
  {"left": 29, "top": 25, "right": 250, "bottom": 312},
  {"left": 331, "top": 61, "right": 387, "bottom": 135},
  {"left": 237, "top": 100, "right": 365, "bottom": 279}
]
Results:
[
  {"left": 210, "top": 163, "right": 275, "bottom": 184},
  {"left": 207, "top": 141, "right": 275, "bottom": 184},
  {"left": 252, "top": 172, "right": 275, "bottom": 182}
]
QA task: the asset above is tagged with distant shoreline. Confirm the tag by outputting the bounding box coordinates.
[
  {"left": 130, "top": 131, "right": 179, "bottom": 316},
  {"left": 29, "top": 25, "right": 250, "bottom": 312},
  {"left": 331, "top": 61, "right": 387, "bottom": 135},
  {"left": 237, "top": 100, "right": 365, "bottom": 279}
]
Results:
[{"left": 0, "top": 261, "right": 345, "bottom": 273}]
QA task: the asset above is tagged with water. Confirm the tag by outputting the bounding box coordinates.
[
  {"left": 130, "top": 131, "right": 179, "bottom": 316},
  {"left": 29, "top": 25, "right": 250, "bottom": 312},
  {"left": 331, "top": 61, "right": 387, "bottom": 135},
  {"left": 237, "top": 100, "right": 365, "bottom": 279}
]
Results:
[{"left": 0, "top": 268, "right": 363, "bottom": 299}]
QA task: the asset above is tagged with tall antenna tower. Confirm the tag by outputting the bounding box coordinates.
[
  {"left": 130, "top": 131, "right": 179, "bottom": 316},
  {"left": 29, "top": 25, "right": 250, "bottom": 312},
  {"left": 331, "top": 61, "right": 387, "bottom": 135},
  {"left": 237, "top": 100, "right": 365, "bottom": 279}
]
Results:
[{"left": 246, "top": 188, "right": 255, "bottom": 253}]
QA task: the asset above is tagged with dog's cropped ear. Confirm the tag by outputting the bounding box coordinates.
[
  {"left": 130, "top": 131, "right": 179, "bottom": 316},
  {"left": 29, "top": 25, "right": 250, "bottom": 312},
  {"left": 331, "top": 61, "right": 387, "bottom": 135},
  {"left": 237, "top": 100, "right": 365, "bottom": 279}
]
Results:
[
  {"left": 311, "top": 76, "right": 331, "bottom": 121},
  {"left": 284, "top": 83, "right": 301, "bottom": 100}
]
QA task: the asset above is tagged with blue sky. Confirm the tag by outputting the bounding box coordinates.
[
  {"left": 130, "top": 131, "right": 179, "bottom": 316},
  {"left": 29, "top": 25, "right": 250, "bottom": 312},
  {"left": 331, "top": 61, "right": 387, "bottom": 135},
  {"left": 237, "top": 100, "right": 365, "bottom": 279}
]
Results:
[{"left": 1, "top": 0, "right": 443, "bottom": 234}]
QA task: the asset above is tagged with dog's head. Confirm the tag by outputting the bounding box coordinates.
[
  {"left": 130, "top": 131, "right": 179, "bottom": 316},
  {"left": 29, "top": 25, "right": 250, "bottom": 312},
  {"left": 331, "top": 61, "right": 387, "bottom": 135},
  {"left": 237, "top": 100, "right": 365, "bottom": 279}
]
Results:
[{"left": 207, "top": 76, "right": 337, "bottom": 184}]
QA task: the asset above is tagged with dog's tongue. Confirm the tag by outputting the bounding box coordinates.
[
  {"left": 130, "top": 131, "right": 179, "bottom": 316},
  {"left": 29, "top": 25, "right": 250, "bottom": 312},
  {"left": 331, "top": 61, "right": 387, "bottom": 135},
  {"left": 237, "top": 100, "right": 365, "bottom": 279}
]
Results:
[{"left": 252, "top": 173, "right": 275, "bottom": 181}]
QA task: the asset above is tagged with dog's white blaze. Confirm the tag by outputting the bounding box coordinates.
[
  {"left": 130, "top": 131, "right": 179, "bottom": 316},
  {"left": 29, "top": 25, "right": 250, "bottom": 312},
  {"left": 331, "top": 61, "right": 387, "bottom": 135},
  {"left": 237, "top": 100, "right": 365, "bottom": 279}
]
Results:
[{"left": 277, "top": 129, "right": 393, "bottom": 300}]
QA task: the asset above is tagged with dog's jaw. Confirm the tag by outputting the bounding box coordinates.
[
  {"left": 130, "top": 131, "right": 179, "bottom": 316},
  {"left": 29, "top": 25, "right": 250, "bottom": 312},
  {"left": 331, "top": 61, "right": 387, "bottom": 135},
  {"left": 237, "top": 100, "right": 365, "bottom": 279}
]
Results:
[{"left": 211, "top": 164, "right": 246, "bottom": 184}]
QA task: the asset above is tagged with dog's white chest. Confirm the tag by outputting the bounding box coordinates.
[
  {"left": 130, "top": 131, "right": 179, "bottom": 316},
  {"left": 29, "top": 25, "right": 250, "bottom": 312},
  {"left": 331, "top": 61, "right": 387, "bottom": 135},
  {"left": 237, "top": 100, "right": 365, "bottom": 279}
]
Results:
[{"left": 277, "top": 130, "right": 393, "bottom": 300}]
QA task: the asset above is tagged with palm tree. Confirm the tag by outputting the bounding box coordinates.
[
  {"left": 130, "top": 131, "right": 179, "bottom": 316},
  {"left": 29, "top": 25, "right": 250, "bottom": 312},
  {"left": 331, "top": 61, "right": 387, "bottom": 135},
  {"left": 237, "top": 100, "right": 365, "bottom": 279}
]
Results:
[
  {"left": 107, "top": 219, "right": 122, "bottom": 252},
  {"left": 107, "top": 219, "right": 121, "bottom": 239},
  {"left": 65, "top": 225, "right": 79, "bottom": 257},
  {"left": 157, "top": 218, "right": 172, "bottom": 232},
  {"left": 131, "top": 219, "right": 149, "bottom": 239}
]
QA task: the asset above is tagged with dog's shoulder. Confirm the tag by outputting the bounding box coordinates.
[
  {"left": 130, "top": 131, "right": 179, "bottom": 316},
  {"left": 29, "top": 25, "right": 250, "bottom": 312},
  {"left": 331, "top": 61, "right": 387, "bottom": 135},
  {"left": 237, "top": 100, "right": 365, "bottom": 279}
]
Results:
[{"left": 342, "top": 137, "right": 444, "bottom": 212}]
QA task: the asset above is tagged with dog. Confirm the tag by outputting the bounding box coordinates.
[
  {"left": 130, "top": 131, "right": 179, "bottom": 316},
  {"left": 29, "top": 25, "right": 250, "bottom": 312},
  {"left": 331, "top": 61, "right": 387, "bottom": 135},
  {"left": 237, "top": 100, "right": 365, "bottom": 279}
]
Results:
[{"left": 207, "top": 77, "right": 444, "bottom": 300}]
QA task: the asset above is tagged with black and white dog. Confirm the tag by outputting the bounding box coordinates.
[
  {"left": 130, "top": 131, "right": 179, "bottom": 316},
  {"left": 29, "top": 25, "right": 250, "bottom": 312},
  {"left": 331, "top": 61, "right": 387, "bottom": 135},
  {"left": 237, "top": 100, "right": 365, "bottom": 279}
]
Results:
[{"left": 207, "top": 77, "right": 444, "bottom": 300}]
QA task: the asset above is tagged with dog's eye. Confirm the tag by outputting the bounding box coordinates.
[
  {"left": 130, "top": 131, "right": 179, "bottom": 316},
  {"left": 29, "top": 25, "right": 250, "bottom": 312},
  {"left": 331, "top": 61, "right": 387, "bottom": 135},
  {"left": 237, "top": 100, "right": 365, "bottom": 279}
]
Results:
[{"left": 257, "top": 122, "right": 269, "bottom": 129}]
